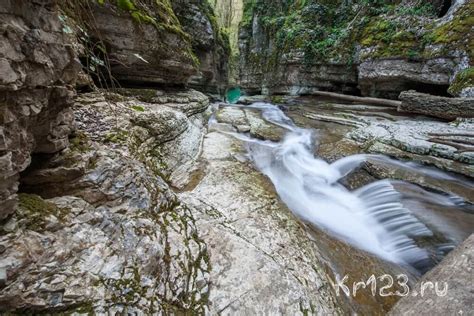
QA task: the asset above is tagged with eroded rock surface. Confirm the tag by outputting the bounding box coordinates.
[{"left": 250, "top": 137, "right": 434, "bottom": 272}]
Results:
[
  {"left": 179, "top": 131, "right": 345, "bottom": 314},
  {"left": 399, "top": 90, "right": 474, "bottom": 120},
  {"left": 292, "top": 101, "right": 474, "bottom": 177},
  {"left": 286, "top": 100, "right": 473, "bottom": 192},
  {"left": 0, "top": 147, "right": 211, "bottom": 314},
  {"left": 239, "top": 0, "right": 473, "bottom": 98},
  {"left": 0, "top": 0, "right": 80, "bottom": 219},
  {"left": 0, "top": 91, "right": 344, "bottom": 314},
  {"left": 0, "top": 90, "right": 211, "bottom": 313},
  {"left": 215, "top": 105, "right": 286, "bottom": 141},
  {"left": 173, "top": 0, "right": 230, "bottom": 93},
  {"left": 64, "top": 1, "right": 197, "bottom": 85}
]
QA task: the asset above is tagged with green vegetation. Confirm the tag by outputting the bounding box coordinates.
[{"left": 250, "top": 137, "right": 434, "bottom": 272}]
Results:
[
  {"left": 114, "top": 88, "right": 159, "bottom": 103},
  {"left": 429, "top": 2, "right": 474, "bottom": 59},
  {"left": 96, "top": 0, "right": 189, "bottom": 39},
  {"left": 270, "top": 95, "right": 284, "bottom": 104},
  {"left": 448, "top": 68, "right": 474, "bottom": 96},
  {"left": 105, "top": 128, "right": 129, "bottom": 144},
  {"left": 241, "top": 0, "right": 256, "bottom": 28},
  {"left": 63, "top": 0, "right": 201, "bottom": 76},
  {"left": 70, "top": 131, "right": 91, "bottom": 153},
  {"left": 131, "top": 104, "right": 145, "bottom": 112},
  {"left": 17, "top": 194, "right": 70, "bottom": 231},
  {"left": 199, "top": 0, "right": 231, "bottom": 55},
  {"left": 240, "top": 0, "right": 472, "bottom": 70},
  {"left": 395, "top": 3, "right": 436, "bottom": 16}
]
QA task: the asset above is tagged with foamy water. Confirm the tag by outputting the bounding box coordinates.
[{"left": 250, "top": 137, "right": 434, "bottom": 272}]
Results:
[{"left": 216, "top": 102, "right": 471, "bottom": 269}]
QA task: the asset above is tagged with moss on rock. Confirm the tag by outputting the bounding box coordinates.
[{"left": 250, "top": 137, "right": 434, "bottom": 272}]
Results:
[
  {"left": 17, "top": 194, "right": 70, "bottom": 231},
  {"left": 449, "top": 68, "right": 474, "bottom": 96},
  {"left": 241, "top": 0, "right": 473, "bottom": 69}
]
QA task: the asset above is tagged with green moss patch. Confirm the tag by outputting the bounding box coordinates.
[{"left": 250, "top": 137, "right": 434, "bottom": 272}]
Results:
[
  {"left": 131, "top": 104, "right": 145, "bottom": 112},
  {"left": 105, "top": 128, "right": 129, "bottom": 144},
  {"left": 449, "top": 68, "right": 474, "bottom": 96},
  {"left": 241, "top": 0, "right": 472, "bottom": 69},
  {"left": 70, "top": 131, "right": 91, "bottom": 153},
  {"left": 430, "top": 2, "right": 474, "bottom": 59},
  {"left": 17, "top": 194, "right": 70, "bottom": 231}
]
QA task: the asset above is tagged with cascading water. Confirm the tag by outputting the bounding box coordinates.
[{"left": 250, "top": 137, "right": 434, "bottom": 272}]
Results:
[{"left": 216, "top": 102, "right": 472, "bottom": 272}]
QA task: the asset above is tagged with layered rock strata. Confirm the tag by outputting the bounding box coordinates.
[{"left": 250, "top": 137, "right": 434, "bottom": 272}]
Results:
[{"left": 0, "top": 0, "right": 80, "bottom": 219}]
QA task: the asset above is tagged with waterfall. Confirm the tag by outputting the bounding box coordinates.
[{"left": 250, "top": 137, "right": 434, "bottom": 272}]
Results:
[{"left": 221, "top": 102, "right": 470, "bottom": 270}]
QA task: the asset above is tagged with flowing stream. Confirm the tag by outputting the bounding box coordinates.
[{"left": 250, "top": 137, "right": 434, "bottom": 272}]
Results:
[{"left": 217, "top": 102, "right": 473, "bottom": 272}]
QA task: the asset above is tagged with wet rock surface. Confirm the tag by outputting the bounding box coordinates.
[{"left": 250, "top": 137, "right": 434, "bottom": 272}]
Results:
[
  {"left": 0, "top": 1, "right": 473, "bottom": 314},
  {"left": 1, "top": 90, "right": 473, "bottom": 314},
  {"left": 215, "top": 105, "right": 286, "bottom": 141},
  {"left": 286, "top": 99, "right": 474, "bottom": 178},
  {"left": 179, "top": 131, "right": 345, "bottom": 314},
  {"left": 389, "top": 234, "right": 474, "bottom": 316}
]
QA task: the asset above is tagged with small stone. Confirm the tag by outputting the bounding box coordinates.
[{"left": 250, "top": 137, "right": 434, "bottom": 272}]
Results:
[{"left": 236, "top": 125, "right": 251, "bottom": 133}]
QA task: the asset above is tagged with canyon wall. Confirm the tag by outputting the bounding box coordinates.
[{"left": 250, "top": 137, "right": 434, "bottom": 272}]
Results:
[
  {"left": 0, "top": 0, "right": 80, "bottom": 219},
  {"left": 0, "top": 0, "right": 230, "bottom": 313},
  {"left": 239, "top": 0, "right": 473, "bottom": 98},
  {"left": 63, "top": 0, "right": 230, "bottom": 93},
  {"left": 0, "top": 0, "right": 230, "bottom": 219},
  {"left": 173, "top": 0, "right": 231, "bottom": 94},
  {"left": 210, "top": 0, "right": 244, "bottom": 84}
]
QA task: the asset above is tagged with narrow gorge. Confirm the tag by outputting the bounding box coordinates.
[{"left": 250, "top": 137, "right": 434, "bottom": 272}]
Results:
[{"left": 0, "top": 0, "right": 472, "bottom": 314}]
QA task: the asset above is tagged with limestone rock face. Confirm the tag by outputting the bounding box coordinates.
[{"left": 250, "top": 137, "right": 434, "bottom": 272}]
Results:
[
  {"left": 0, "top": 0, "right": 80, "bottom": 219},
  {"left": 0, "top": 89, "right": 348, "bottom": 314},
  {"left": 0, "top": 150, "right": 211, "bottom": 314},
  {"left": 238, "top": 0, "right": 473, "bottom": 99},
  {"left": 178, "top": 131, "right": 345, "bottom": 315},
  {"left": 358, "top": 58, "right": 463, "bottom": 99},
  {"left": 65, "top": 1, "right": 229, "bottom": 90},
  {"left": 72, "top": 89, "right": 210, "bottom": 181},
  {"left": 173, "top": 0, "right": 230, "bottom": 94},
  {"left": 215, "top": 105, "right": 286, "bottom": 141},
  {"left": 64, "top": 1, "right": 198, "bottom": 86},
  {"left": 0, "top": 89, "right": 212, "bottom": 313}
]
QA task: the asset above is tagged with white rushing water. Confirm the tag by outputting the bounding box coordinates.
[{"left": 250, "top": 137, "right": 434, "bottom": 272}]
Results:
[{"left": 223, "top": 102, "right": 469, "bottom": 269}]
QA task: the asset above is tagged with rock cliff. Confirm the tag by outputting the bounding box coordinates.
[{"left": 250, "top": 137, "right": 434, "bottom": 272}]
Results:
[
  {"left": 0, "top": 0, "right": 80, "bottom": 219},
  {"left": 0, "top": 0, "right": 230, "bottom": 221},
  {"left": 239, "top": 0, "right": 473, "bottom": 98},
  {"left": 173, "top": 0, "right": 231, "bottom": 94},
  {"left": 62, "top": 0, "right": 229, "bottom": 91},
  {"left": 210, "top": 0, "right": 244, "bottom": 84}
]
